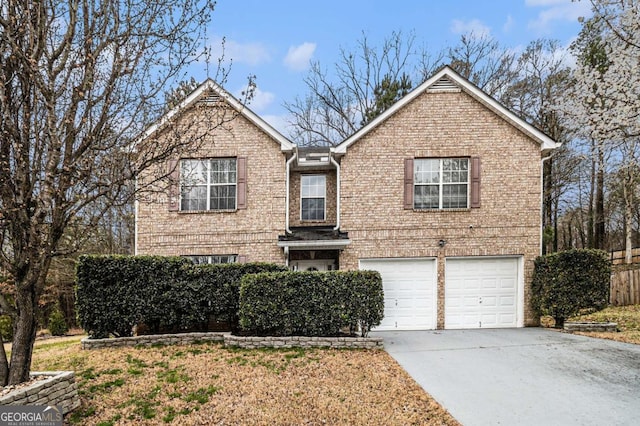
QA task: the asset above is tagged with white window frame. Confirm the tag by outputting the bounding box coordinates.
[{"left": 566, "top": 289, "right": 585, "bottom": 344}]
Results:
[
  {"left": 300, "top": 174, "right": 326, "bottom": 221},
  {"left": 186, "top": 255, "right": 237, "bottom": 264},
  {"left": 180, "top": 158, "right": 237, "bottom": 211},
  {"left": 414, "top": 158, "right": 469, "bottom": 210}
]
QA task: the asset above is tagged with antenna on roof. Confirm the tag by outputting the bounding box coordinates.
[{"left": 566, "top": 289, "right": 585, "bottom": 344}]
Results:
[{"left": 204, "top": 23, "right": 211, "bottom": 79}]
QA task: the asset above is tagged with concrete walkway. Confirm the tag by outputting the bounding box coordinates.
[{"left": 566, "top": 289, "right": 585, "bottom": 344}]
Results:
[{"left": 374, "top": 328, "right": 640, "bottom": 426}]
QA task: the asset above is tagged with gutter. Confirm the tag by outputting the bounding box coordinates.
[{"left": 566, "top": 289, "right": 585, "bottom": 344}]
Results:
[
  {"left": 330, "top": 151, "right": 341, "bottom": 231},
  {"left": 285, "top": 150, "right": 298, "bottom": 234}
]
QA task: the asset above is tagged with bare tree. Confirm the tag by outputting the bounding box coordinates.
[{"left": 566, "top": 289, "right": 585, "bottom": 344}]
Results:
[
  {"left": 560, "top": 0, "right": 640, "bottom": 258},
  {"left": 500, "top": 39, "right": 574, "bottom": 253},
  {"left": 446, "top": 32, "right": 520, "bottom": 99},
  {"left": 284, "top": 30, "right": 425, "bottom": 146},
  {"left": 0, "top": 0, "right": 225, "bottom": 384}
]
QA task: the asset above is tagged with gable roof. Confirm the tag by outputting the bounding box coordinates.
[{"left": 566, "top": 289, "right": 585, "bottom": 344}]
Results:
[
  {"left": 140, "top": 79, "right": 295, "bottom": 152},
  {"left": 333, "top": 66, "right": 561, "bottom": 155}
]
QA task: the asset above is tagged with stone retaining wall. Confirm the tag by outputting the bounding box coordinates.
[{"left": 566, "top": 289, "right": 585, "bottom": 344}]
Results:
[
  {"left": 224, "top": 335, "right": 384, "bottom": 349},
  {"left": 81, "top": 332, "right": 226, "bottom": 349},
  {"left": 82, "top": 332, "right": 383, "bottom": 350},
  {"left": 564, "top": 322, "right": 618, "bottom": 332},
  {"left": 0, "top": 371, "right": 80, "bottom": 414}
]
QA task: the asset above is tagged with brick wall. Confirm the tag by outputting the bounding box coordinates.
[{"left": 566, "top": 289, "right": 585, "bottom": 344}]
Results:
[
  {"left": 289, "top": 170, "right": 337, "bottom": 227},
  {"left": 338, "top": 90, "right": 543, "bottom": 326},
  {"left": 136, "top": 104, "right": 288, "bottom": 264}
]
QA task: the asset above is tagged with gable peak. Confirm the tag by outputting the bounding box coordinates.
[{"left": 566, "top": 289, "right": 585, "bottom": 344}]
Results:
[{"left": 427, "top": 75, "right": 460, "bottom": 93}]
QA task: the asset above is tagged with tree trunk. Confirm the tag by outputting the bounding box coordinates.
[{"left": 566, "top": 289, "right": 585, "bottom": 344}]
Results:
[
  {"left": 624, "top": 179, "right": 634, "bottom": 264},
  {"left": 8, "top": 282, "right": 39, "bottom": 385},
  {"left": 0, "top": 333, "right": 8, "bottom": 386},
  {"left": 594, "top": 147, "right": 606, "bottom": 250},
  {"left": 587, "top": 146, "right": 596, "bottom": 248}
]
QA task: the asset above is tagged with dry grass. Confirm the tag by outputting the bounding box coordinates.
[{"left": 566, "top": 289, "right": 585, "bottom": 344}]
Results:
[
  {"left": 570, "top": 304, "right": 640, "bottom": 344},
  {"left": 30, "top": 339, "right": 458, "bottom": 425},
  {"left": 542, "top": 304, "right": 640, "bottom": 345}
]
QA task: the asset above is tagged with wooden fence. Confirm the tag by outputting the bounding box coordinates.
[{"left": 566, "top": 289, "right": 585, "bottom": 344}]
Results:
[
  {"left": 610, "top": 268, "right": 640, "bottom": 306},
  {"left": 610, "top": 248, "right": 640, "bottom": 265}
]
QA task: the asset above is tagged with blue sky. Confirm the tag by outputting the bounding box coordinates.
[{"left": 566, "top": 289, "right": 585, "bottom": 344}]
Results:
[{"left": 190, "top": 0, "right": 592, "bottom": 134}]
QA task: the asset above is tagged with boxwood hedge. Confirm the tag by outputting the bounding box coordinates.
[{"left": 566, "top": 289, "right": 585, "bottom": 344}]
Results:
[
  {"left": 76, "top": 255, "right": 287, "bottom": 338},
  {"left": 531, "top": 249, "right": 611, "bottom": 328},
  {"left": 238, "top": 270, "right": 384, "bottom": 337}
]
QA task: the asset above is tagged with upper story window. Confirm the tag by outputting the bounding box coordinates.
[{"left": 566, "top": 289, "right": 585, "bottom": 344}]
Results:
[
  {"left": 414, "top": 158, "right": 469, "bottom": 209},
  {"left": 180, "top": 158, "right": 237, "bottom": 211},
  {"left": 301, "top": 175, "right": 326, "bottom": 221}
]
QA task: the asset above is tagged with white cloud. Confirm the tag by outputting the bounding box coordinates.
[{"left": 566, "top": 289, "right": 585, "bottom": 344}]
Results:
[
  {"left": 450, "top": 19, "right": 492, "bottom": 37},
  {"left": 208, "top": 36, "right": 271, "bottom": 66},
  {"left": 261, "top": 114, "right": 293, "bottom": 136},
  {"left": 283, "top": 42, "right": 316, "bottom": 72},
  {"left": 503, "top": 15, "right": 515, "bottom": 33},
  {"left": 526, "top": 0, "right": 592, "bottom": 33},
  {"left": 235, "top": 85, "right": 275, "bottom": 113}
]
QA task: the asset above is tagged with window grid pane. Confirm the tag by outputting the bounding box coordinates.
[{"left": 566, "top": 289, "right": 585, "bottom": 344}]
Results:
[
  {"left": 187, "top": 255, "right": 237, "bottom": 264},
  {"left": 301, "top": 175, "right": 326, "bottom": 220},
  {"left": 180, "top": 158, "right": 237, "bottom": 211},
  {"left": 414, "top": 158, "right": 469, "bottom": 209}
]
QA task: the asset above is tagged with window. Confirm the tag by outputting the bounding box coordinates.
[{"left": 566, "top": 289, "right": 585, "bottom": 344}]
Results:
[
  {"left": 301, "top": 175, "right": 326, "bottom": 221},
  {"left": 180, "top": 158, "right": 236, "bottom": 211},
  {"left": 186, "top": 255, "right": 237, "bottom": 264},
  {"left": 414, "top": 158, "right": 469, "bottom": 209}
]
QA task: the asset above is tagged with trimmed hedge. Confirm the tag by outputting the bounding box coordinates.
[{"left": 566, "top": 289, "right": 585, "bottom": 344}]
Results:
[
  {"left": 239, "top": 271, "right": 384, "bottom": 337},
  {"left": 76, "top": 255, "right": 287, "bottom": 338},
  {"left": 531, "top": 249, "right": 611, "bottom": 328}
]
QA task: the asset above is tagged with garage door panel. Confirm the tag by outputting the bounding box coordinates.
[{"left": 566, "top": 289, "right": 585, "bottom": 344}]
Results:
[
  {"left": 446, "top": 257, "right": 519, "bottom": 329},
  {"left": 499, "top": 296, "right": 515, "bottom": 306},
  {"left": 481, "top": 296, "right": 498, "bottom": 307},
  {"left": 361, "top": 258, "right": 437, "bottom": 331},
  {"left": 482, "top": 278, "right": 498, "bottom": 289}
]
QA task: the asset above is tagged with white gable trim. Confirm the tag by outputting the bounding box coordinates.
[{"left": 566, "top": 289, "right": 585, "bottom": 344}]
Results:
[
  {"left": 140, "top": 79, "right": 294, "bottom": 152},
  {"left": 333, "top": 66, "right": 560, "bottom": 154}
]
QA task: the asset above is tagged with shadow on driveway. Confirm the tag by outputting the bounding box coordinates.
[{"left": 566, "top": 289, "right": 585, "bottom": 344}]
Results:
[{"left": 373, "top": 328, "right": 640, "bottom": 426}]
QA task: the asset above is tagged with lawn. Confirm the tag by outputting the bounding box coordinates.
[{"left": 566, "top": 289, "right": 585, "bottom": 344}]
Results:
[
  {"left": 569, "top": 304, "right": 640, "bottom": 344},
  {"left": 28, "top": 338, "right": 459, "bottom": 425},
  {"left": 542, "top": 304, "right": 640, "bottom": 344}
]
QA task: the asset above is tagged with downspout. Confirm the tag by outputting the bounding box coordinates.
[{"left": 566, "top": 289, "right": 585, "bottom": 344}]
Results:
[
  {"left": 540, "top": 152, "right": 554, "bottom": 255},
  {"left": 330, "top": 152, "right": 341, "bottom": 231},
  {"left": 285, "top": 150, "right": 297, "bottom": 234}
]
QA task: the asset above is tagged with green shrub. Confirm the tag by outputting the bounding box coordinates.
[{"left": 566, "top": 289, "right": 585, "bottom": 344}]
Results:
[
  {"left": 75, "top": 255, "right": 287, "bottom": 338},
  {"left": 0, "top": 315, "right": 13, "bottom": 341},
  {"left": 239, "top": 270, "right": 384, "bottom": 337},
  {"left": 531, "top": 249, "right": 611, "bottom": 328},
  {"left": 48, "top": 307, "right": 69, "bottom": 336}
]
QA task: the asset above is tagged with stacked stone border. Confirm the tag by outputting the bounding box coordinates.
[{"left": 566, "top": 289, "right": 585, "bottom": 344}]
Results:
[
  {"left": 224, "top": 335, "right": 383, "bottom": 349},
  {"left": 564, "top": 322, "right": 618, "bottom": 332},
  {"left": 0, "top": 371, "right": 80, "bottom": 415},
  {"left": 81, "top": 332, "right": 383, "bottom": 350}
]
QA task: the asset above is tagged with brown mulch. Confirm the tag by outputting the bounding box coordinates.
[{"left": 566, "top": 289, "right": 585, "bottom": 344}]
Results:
[{"left": 29, "top": 338, "right": 459, "bottom": 425}]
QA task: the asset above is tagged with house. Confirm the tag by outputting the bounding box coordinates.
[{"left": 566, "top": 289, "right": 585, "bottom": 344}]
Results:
[{"left": 135, "top": 66, "right": 560, "bottom": 330}]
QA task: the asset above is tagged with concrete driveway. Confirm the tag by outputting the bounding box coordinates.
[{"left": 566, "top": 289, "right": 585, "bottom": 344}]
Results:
[{"left": 373, "top": 328, "right": 640, "bottom": 426}]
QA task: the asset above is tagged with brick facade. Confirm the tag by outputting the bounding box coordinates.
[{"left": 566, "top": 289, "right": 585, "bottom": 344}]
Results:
[
  {"left": 289, "top": 169, "right": 338, "bottom": 227},
  {"left": 136, "top": 70, "right": 553, "bottom": 329},
  {"left": 337, "top": 90, "right": 542, "bottom": 326},
  {"left": 136, "top": 104, "right": 288, "bottom": 264}
]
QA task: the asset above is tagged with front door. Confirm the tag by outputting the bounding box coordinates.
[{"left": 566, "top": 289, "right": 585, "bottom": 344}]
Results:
[{"left": 293, "top": 260, "right": 335, "bottom": 271}]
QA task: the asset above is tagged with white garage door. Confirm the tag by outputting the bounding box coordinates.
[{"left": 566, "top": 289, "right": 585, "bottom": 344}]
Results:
[
  {"left": 445, "top": 257, "right": 520, "bottom": 329},
  {"left": 360, "top": 258, "right": 437, "bottom": 330}
]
